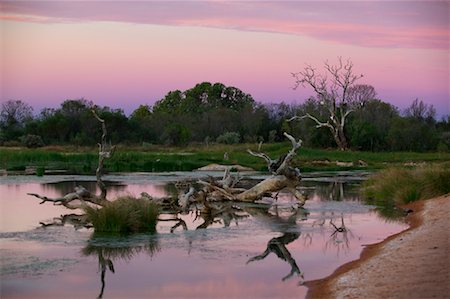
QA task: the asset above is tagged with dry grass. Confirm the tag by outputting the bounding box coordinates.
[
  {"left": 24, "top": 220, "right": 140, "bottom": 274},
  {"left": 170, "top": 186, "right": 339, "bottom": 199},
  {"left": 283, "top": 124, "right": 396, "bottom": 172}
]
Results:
[
  {"left": 84, "top": 196, "right": 159, "bottom": 233},
  {"left": 363, "top": 164, "right": 450, "bottom": 206}
]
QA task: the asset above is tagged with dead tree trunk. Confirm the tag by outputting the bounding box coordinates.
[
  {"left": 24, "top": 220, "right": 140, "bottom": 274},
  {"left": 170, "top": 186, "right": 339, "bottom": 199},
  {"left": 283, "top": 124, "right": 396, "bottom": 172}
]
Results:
[
  {"left": 237, "top": 132, "right": 305, "bottom": 204},
  {"left": 28, "top": 109, "right": 114, "bottom": 228},
  {"left": 178, "top": 132, "right": 306, "bottom": 211},
  {"left": 92, "top": 109, "right": 115, "bottom": 200}
]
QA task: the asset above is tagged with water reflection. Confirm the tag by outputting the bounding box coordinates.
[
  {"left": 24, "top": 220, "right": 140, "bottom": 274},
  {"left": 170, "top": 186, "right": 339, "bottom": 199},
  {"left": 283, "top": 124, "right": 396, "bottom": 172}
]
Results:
[
  {"left": 0, "top": 174, "right": 408, "bottom": 299},
  {"left": 82, "top": 235, "right": 160, "bottom": 298},
  {"left": 244, "top": 207, "right": 308, "bottom": 284},
  {"left": 302, "top": 180, "right": 360, "bottom": 202},
  {"left": 43, "top": 180, "right": 127, "bottom": 197},
  {"left": 247, "top": 232, "right": 303, "bottom": 283},
  {"left": 78, "top": 201, "right": 359, "bottom": 298},
  {"left": 194, "top": 204, "right": 250, "bottom": 230}
]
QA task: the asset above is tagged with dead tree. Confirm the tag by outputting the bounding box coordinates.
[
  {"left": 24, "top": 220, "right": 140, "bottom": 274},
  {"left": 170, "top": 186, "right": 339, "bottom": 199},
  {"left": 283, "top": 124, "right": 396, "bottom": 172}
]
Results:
[
  {"left": 236, "top": 132, "right": 304, "bottom": 203},
  {"left": 92, "top": 109, "right": 116, "bottom": 200},
  {"left": 290, "top": 57, "right": 375, "bottom": 150},
  {"left": 28, "top": 109, "right": 114, "bottom": 227},
  {"left": 163, "top": 132, "right": 306, "bottom": 231}
]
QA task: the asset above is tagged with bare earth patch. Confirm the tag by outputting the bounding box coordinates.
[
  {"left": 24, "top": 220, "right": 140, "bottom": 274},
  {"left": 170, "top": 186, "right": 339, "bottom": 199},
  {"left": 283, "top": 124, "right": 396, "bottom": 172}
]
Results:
[{"left": 307, "top": 194, "right": 450, "bottom": 299}]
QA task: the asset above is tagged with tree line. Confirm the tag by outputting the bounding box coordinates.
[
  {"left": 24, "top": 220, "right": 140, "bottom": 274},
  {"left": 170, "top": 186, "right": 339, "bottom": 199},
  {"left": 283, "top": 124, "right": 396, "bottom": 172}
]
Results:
[{"left": 1, "top": 81, "right": 448, "bottom": 152}]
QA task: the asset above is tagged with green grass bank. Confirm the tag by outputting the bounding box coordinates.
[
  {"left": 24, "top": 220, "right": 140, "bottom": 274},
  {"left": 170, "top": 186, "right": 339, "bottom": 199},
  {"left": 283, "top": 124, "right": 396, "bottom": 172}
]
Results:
[{"left": 1, "top": 143, "right": 449, "bottom": 174}]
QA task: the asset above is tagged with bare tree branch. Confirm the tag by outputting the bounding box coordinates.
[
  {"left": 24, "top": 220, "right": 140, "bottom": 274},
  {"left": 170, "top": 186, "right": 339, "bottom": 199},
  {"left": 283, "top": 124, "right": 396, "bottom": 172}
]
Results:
[
  {"left": 291, "top": 58, "right": 369, "bottom": 150},
  {"left": 91, "top": 109, "right": 115, "bottom": 200}
]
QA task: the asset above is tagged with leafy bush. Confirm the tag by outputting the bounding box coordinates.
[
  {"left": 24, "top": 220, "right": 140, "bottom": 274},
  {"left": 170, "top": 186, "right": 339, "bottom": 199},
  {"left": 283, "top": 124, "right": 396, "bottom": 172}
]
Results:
[
  {"left": 21, "top": 134, "right": 44, "bottom": 148},
  {"left": 161, "top": 124, "right": 191, "bottom": 145},
  {"left": 84, "top": 196, "right": 159, "bottom": 233},
  {"left": 36, "top": 166, "right": 45, "bottom": 176},
  {"left": 216, "top": 131, "right": 240, "bottom": 144}
]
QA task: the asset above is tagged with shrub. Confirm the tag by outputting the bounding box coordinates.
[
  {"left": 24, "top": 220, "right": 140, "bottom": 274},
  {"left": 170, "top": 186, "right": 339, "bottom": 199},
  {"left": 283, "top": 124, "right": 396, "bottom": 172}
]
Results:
[
  {"left": 216, "top": 131, "right": 240, "bottom": 144},
  {"left": 36, "top": 166, "right": 45, "bottom": 176},
  {"left": 436, "top": 141, "right": 449, "bottom": 153},
  {"left": 84, "top": 196, "right": 159, "bottom": 233},
  {"left": 21, "top": 134, "right": 44, "bottom": 148},
  {"left": 363, "top": 165, "right": 450, "bottom": 206},
  {"left": 161, "top": 124, "right": 191, "bottom": 146},
  {"left": 268, "top": 130, "right": 277, "bottom": 143}
]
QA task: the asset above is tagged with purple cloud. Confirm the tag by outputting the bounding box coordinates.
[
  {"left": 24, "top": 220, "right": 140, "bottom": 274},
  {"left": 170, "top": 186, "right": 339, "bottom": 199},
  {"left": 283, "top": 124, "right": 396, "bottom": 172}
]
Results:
[{"left": 1, "top": 1, "right": 448, "bottom": 49}]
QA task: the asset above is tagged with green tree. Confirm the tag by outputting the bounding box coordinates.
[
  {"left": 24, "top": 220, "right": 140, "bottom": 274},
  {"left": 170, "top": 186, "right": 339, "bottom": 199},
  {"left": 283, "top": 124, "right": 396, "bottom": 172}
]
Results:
[
  {"left": 161, "top": 123, "right": 191, "bottom": 145},
  {"left": 387, "top": 99, "right": 438, "bottom": 151},
  {"left": 129, "top": 105, "right": 155, "bottom": 143},
  {"left": 152, "top": 82, "right": 257, "bottom": 143},
  {"left": 0, "top": 100, "right": 34, "bottom": 141},
  {"left": 348, "top": 99, "right": 399, "bottom": 151}
]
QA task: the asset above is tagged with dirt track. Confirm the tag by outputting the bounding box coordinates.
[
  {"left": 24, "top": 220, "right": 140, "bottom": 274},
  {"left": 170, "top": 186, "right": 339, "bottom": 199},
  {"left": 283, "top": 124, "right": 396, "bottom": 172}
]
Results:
[{"left": 306, "top": 194, "right": 450, "bottom": 299}]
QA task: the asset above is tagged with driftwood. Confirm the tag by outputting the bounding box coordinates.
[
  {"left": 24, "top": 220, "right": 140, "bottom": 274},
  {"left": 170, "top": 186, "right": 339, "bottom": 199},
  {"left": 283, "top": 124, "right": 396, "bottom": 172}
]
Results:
[
  {"left": 29, "top": 108, "right": 307, "bottom": 232},
  {"left": 238, "top": 133, "right": 303, "bottom": 202},
  {"left": 180, "top": 132, "right": 305, "bottom": 207},
  {"left": 28, "top": 185, "right": 108, "bottom": 210}
]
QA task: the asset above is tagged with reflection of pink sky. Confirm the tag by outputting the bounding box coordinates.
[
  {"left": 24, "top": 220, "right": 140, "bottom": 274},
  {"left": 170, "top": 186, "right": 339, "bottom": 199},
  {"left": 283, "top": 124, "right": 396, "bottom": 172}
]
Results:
[
  {"left": 0, "top": 182, "right": 168, "bottom": 232},
  {"left": 1, "top": 1, "right": 448, "bottom": 116},
  {"left": 0, "top": 184, "right": 73, "bottom": 232},
  {"left": 1, "top": 180, "right": 408, "bottom": 299}
]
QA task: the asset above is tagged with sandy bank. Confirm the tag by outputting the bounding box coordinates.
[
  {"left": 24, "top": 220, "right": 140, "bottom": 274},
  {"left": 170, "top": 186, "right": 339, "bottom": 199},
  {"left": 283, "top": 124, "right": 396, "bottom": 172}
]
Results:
[{"left": 306, "top": 194, "right": 450, "bottom": 299}]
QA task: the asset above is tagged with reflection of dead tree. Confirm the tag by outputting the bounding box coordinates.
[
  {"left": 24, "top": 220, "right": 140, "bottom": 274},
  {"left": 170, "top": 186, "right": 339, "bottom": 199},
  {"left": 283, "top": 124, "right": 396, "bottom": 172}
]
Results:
[
  {"left": 28, "top": 110, "right": 113, "bottom": 228},
  {"left": 325, "top": 214, "right": 354, "bottom": 255},
  {"left": 96, "top": 251, "right": 114, "bottom": 299},
  {"left": 330, "top": 214, "right": 347, "bottom": 235},
  {"left": 245, "top": 205, "right": 307, "bottom": 284},
  {"left": 82, "top": 237, "right": 159, "bottom": 299},
  {"left": 157, "top": 216, "right": 188, "bottom": 233},
  {"left": 247, "top": 232, "right": 304, "bottom": 284},
  {"left": 39, "top": 213, "right": 92, "bottom": 229},
  {"left": 193, "top": 203, "right": 249, "bottom": 230}
]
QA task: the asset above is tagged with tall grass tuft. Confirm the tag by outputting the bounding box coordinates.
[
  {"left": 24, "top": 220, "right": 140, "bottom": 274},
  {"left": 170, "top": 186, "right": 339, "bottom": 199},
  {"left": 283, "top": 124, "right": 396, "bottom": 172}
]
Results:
[
  {"left": 363, "top": 165, "right": 450, "bottom": 207},
  {"left": 84, "top": 196, "right": 159, "bottom": 233}
]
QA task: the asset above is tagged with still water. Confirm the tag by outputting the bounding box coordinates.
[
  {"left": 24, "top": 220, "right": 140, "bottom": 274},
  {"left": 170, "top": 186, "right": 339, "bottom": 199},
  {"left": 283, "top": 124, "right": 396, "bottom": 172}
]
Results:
[{"left": 0, "top": 172, "right": 407, "bottom": 299}]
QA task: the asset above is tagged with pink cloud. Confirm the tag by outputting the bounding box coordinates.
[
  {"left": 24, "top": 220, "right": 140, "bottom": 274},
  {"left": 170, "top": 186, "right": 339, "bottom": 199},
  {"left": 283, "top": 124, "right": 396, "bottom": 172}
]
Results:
[
  {"left": 1, "top": 1, "right": 448, "bottom": 49},
  {"left": 1, "top": 1, "right": 448, "bottom": 116}
]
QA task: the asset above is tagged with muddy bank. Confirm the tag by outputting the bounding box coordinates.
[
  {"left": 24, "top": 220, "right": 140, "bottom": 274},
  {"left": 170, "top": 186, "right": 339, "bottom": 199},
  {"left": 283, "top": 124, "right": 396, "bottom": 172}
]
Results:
[{"left": 306, "top": 194, "right": 450, "bottom": 299}]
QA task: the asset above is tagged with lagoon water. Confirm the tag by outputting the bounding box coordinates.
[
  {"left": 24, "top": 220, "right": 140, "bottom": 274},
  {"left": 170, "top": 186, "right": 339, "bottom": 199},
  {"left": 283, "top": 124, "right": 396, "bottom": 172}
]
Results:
[{"left": 0, "top": 172, "right": 407, "bottom": 298}]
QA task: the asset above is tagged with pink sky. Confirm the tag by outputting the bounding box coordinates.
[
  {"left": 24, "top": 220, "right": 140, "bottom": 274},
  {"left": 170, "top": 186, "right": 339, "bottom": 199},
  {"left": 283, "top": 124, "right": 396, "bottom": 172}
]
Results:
[{"left": 1, "top": 1, "right": 449, "bottom": 116}]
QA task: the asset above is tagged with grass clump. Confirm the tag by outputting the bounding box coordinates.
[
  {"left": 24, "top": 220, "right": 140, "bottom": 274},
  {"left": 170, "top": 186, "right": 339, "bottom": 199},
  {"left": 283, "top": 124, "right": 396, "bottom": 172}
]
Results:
[
  {"left": 363, "top": 164, "right": 450, "bottom": 206},
  {"left": 84, "top": 196, "right": 159, "bottom": 233}
]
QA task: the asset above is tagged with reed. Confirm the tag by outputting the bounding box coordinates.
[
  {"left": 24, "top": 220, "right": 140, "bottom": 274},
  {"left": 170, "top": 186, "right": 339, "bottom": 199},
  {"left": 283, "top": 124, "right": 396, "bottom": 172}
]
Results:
[
  {"left": 84, "top": 196, "right": 159, "bottom": 233},
  {"left": 363, "top": 164, "right": 450, "bottom": 206}
]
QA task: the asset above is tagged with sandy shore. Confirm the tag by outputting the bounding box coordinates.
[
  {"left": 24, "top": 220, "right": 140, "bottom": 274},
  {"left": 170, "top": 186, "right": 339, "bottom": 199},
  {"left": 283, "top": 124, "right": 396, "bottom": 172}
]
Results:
[{"left": 306, "top": 194, "right": 450, "bottom": 299}]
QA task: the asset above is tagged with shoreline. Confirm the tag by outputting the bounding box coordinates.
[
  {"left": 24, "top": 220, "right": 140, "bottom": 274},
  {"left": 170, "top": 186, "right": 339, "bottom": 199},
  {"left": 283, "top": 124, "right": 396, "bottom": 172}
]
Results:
[{"left": 306, "top": 194, "right": 450, "bottom": 299}]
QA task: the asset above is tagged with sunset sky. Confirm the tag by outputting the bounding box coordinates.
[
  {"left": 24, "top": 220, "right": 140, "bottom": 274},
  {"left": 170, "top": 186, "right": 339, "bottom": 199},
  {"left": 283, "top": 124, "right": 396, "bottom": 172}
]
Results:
[{"left": 1, "top": 1, "right": 449, "bottom": 116}]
